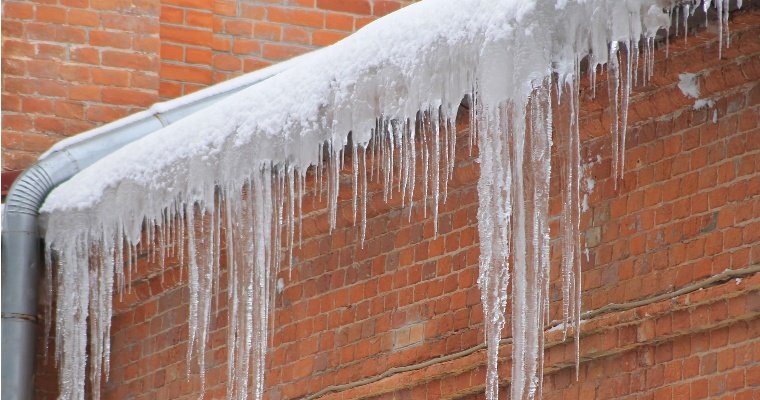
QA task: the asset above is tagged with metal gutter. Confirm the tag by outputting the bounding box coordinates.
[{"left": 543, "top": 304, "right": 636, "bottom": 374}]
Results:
[{"left": 0, "top": 53, "right": 307, "bottom": 399}]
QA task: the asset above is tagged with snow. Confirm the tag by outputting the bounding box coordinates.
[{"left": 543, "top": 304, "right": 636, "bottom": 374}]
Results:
[
  {"left": 678, "top": 73, "right": 700, "bottom": 98},
  {"left": 693, "top": 98, "right": 716, "bottom": 110},
  {"left": 38, "top": 1, "right": 739, "bottom": 400},
  {"left": 678, "top": 72, "right": 720, "bottom": 113}
]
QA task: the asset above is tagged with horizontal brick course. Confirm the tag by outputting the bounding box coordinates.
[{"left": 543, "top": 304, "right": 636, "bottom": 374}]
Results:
[{"left": 2, "top": 0, "right": 160, "bottom": 172}]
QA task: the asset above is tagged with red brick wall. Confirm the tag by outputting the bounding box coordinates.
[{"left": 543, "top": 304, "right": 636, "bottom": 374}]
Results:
[
  {"left": 1, "top": 0, "right": 161, "bottom": 171},
  {"left": 1, "top": 0, "right": 415, "bottom": 172},
  {"left": 158, "top": 0, "right": 415, "bottom": 97},
  {"left": 23, "top": 4, "right": 760, "bottom": 400}
]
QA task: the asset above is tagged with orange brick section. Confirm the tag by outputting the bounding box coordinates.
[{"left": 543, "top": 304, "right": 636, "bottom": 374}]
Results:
[
  {"left": 31, "top": 6, "right": 760, "bottom": 400},
  {"left": 1, "top": 0, "right": 161, "bottom": 172},
  {"left": 158, "top": 0, "right": 417, "bottom": 98}
]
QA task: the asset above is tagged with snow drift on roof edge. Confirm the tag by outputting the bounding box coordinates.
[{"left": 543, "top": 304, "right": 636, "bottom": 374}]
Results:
[{"left": 37, "top": 0, "right": 712, "bottom": 399}]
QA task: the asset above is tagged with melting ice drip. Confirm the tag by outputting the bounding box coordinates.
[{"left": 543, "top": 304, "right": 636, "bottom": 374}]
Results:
[{"left": 38, "top": 1, "right": 736, "bottom": 399}]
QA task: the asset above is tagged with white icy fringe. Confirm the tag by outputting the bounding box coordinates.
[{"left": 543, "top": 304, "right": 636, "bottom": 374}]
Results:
[{"left": 39, "top": 0, "right": 735, "bottom": 399}]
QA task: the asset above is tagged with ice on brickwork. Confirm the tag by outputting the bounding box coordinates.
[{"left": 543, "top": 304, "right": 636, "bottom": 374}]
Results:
[
  {"left": 38, "top": 0, "right": 740, "bottom": 399},
  {"left": 693, "top": 98, "right": 716, "bottom": 110},
  {"left": 678, "top": 73, "right": 700, "bottom": 98}
]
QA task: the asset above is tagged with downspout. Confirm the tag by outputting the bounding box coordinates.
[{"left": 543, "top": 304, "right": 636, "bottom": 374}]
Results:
[{"left": 0, "top": 54, "right": 306, "bottom": 399}]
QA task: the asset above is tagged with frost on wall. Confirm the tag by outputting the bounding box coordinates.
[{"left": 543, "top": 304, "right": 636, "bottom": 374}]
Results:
[{"left": 39, "top": 0, "right": 736, "bottom": 399}]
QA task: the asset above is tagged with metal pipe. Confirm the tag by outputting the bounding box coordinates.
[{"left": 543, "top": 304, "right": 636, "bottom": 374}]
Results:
[{"left": 0, "top": 55, "right": 302, "bottom": 399}]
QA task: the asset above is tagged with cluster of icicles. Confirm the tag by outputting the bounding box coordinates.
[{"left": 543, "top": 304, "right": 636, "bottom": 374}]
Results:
[{"left": 39, "top": 0, "right": 737, "bottom": 399}]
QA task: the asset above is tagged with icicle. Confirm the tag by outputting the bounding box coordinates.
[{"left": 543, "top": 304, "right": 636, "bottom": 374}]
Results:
[
  {"left": 432, "top": 109, "right": 441, "bottom": 237},
  {"left": 665, "top": 7, "right": 672, "bottom": 58},
  {"left": 421, "top": 112, "right": 430, "bottom": 219},
  {"left": 394, "top": 121, "right": 403, "bottom": 195},
  {"left": 560, "top": 67, "right": 584, "bottom": 379},
  {"left": 632, "top": 39, "right": 640, "bottom": 88},
  {"left": 407, "top": 118, "right": 417, "bottom": 221},
  {"left": 608, "top": 41, "right": 622, "bottom": 185},
  {"left": 723, "top": 0, "right": 730, "bottom": 52},
  {"left": 352, "top": 144, "right": 359, "bottom": 224},
  {"left": 387, "top": 118, "right": 396, "bottom": 201},
  {"left": 476, "top": 99, "right": 511, "bottom": 400},
  {"left": 675, "top": 5, "right": 680, "bottom": 37},
  {"left": 186, "top": 208, "right": 199, "bottom": 376},
  {"left": 717, "top": 0, "right": 724, "bottom": 58},
  {"left": 621, "top": 40, "right": 632, "bottom": 177},
  {"left": 288, "top": 167, "right": 296, "bottom": 276},
  {"left": 684, "top": 3, "right": 690, "bottom": 44},
  {"left": 360, "top": 147, "right": 368, "bottom": 246}
]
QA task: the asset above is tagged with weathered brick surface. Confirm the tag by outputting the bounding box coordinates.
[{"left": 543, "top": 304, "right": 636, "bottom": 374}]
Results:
[
  {"left": 29, "top": 5, "right": 760, "bottom": 400},
  {"left": 1, "top": 0, "right": 161, "bottom": 171},
  {"left": 157, "top": 0, "right": 416, "bottom": 97}
]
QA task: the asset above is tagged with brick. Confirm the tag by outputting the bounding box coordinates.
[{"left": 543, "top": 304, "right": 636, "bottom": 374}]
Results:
[
  {"left": 24, "top": 22, "right": 57, "bottom": 41},
  {"left": 161, "top": 0, "right": 212, "bottom": 9},
  {"left": 70, "top": 47, "right": 100, "bottom": 64},
  {"left": 69, "top": 85, "right": 101, "bottom": 101},
  {"left": 317, "top": 0, "right": 371, "bottom": 15},
  {"left": 326, "top": 13, "right": 354, "bottom": 31},
  {"left": 184, "top": 47, "right": 211, "bottom": 65},
  {"left": 355, "top": 16, "right": 375, "bottom": 30},
  {"left": 37, "top": 5, "right": 67, "bottom": 23},
  {"left": 262, "top": 43, "right": 310, "bottom": 61},
  {"left": 232, "top": 39, "right": 261, "bottom": 55},
  {"left": 185, "top": 10, "right": 212, "bottom": 28},
  {"left": 374, "top": 1, "right": 402, "bottom": 17},
  {"left": 268, "top": 7, "right": 324, "bottom": 29},
  {"left": 161, "top": 44, "right": 184, "bottom": 62},
  {"left": 90, "top": 30, "right": 133, "bottom": 49},
  {"left": 240, "top": 4, "right": 265, "bottom": 19},
  {"left": 129, "top": 72, "right": 158, "bottom": 90},
  {"left": 102, "top": 50, "right": 155, "bottom": 70},
  {"left": 55, "top": 26, "right": 88, "bottom": 43},
  {"left": 2, "top": 94, "right": 22, "bottom": 112},
  {"left": 224, "top": 20, "right": 253, "bottom": 36},
  {"left": 160, "top": 25, "right": 212, "bottom": 47},
  {"left": 212, "top": 54, "right": 241, "bottom": 72},
  {"left": 213, "top": 0, "right": 236, "bottom": 16},
  {"left": 2, "top": 20, "right": 24, "bottom": 37},
  {"left": 254, "top": 23, "right": 282, "bottom": 41},
  {"left": 2, "top": 131, "right": 58, "bottom": 152},
  {"left": 312, "top": 30, "right": 348, "bottom": 46},
  {"left": 160, "top": 5, "right": 183, "bottom": 24},
  {"left": 0, "top": 67, "right": 29, "bottom": 89},
  {"left": 2, "top": 114, "right": 34, "bottom": 132},
  {"left": 3, "top": 2, "right": 34, "bottom": 20},
  {"left": 60, "top": 0, "right": 89, "bottom": 7},
  {"left": 59, "top": 65, "right": 91, "bottom": 83},
  {"left": 54, "top": 102, "right": 85, "bottom": 119},
  {"left": 34, "top": 116, "right": 66, "bottom": 133},
  {"left": 161, "top": 63, "right": 212, "bottom": 84},
  {"left": 67, "top": 9, "right": 100, "bottom": 27}
]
